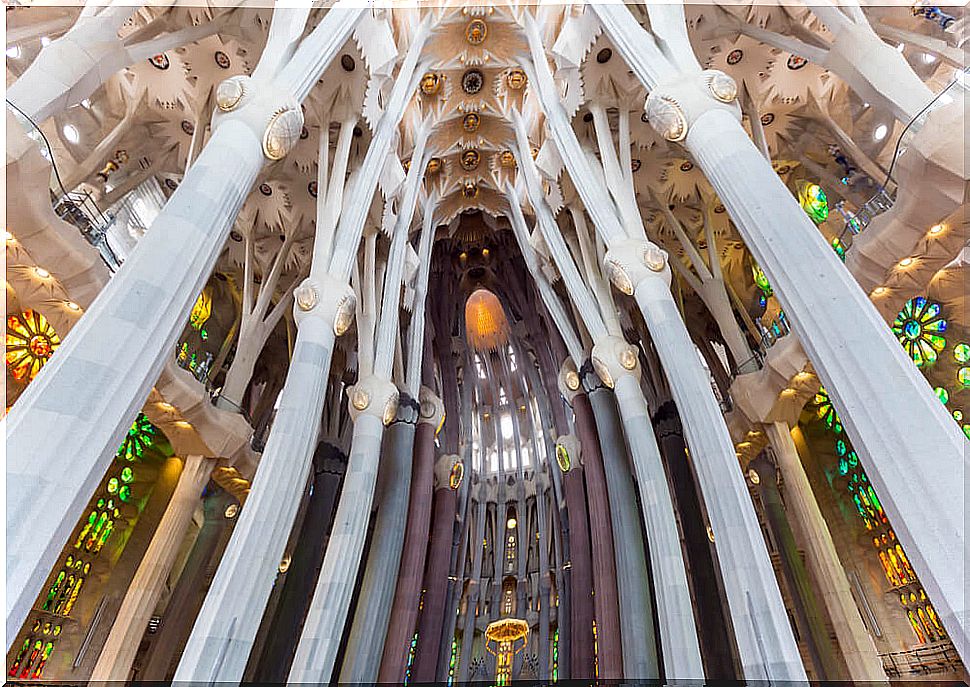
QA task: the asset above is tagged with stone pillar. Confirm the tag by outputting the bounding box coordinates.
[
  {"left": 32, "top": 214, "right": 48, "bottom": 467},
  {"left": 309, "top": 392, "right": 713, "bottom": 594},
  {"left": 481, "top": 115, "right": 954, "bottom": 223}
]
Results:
[
  {"left": 3, "top": 38, "right": 358, "bottom": 641},
  {"left": 287, "top": 376, "right": 398, "bottom": 682},
  {"left": 765, "top": 422, "right": 887, "bottom": 682},
  {"left": 648, "top": 64, "right": 967, "bottom": 663},
  {"left": 622, "top": 262, "right": 806, "bottom": 681},
  {"left": 249, "top": 444, "right": 347, "bottom": 682},
  {"left": 379, "top": 391, "right": 447, "bottom": 682},
  {"left": 173, "top": 282, "right": 353, "bottom": 683},
  {"left": 570, "top": 367, "right": 623, "bottom": 679},
  {"left": 584, "top": 381, "right": 658, "bottom": 678},
  {"left": 750, "top": 455, "right": 834, "bottom": 679},
  {"left": 653, "top": 401, "right": 738, "bottom": 679},
  {"left": 592, "top": 337, "right": 704, "bottom": 678},
  {"left": 339, "top": 390, "right": 421, "bottom": 681},
  {"left": 89, "top": 455, "right": 212, "bottom": 681},
  {"left": 553, "top": 435, "right": 595, "bottom": 678},
  {"left": 138, "top": 488, "right": 236, "bottom": 681},
  {"left": 419, "top": 475, "right": 466, "bottom": 682}
]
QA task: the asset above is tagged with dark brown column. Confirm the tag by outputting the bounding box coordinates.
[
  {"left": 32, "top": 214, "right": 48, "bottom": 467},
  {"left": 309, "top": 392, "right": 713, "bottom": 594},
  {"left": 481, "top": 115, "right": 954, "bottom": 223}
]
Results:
[
  {"left": 653, "top": 400, "right": 739, "bottom": 679},
  {"left": 561, "top": 465, "right": 595, "bottom": 677},
  {"left": 412, "top": 481, "right": 459, "bottom": 681},
  {"left": 378, "top": 421, "right": 439, "bottom": 681},
  {"left": 572, "top": 387, "right": 623, "bottom": 678}
]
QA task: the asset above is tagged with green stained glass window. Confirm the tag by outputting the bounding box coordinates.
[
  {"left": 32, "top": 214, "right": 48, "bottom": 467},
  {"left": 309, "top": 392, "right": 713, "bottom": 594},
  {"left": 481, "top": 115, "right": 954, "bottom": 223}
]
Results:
[
  {"left": 953, "top": 410, "right": 964, "bottom": 422},
  {"left": 835, "top": 439, "right": 847, "bottom": 456},
  {"left": 813, "top": 388, "right": 842, "bottom": 433},
  {"left": 798, "top": 181, "right": 829, "bottom": 223},
  {"left": 107, "top": 478, "right": 119, "bottom": 494},
  {"left": 892, "top": 297, "right": 947, "bottom": 368},
  {"left": 117, "top": 413, "right": 157, "bottom": 462},
  {"left": 935, "top": 387, "right": 949, "bottom": 405},
  {"left": 751, "top": 261, "right": 773, "bottom": 297},
  {"left": 119, "top": 485, "right": 132, "bottom": 502},
  {"left": 120, "top": 467, "right": 134, "bottom": 483}
]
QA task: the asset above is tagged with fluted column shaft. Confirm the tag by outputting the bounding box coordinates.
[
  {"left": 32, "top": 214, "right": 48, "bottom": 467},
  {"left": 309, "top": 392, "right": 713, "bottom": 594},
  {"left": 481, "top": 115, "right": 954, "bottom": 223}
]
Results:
[
  {"left": 90, "top": 455, "right": 211, "bottom": 681},
  {"left": 288, "top": 410, "right": 387, "bottom": 682},
  {"left": 571, "top": 390, "right": 623, "bottom": 679},
  {"left": 766, "top": 422, "right": 886, "bottom": 682},
  {"left": 340, "top": 402, "right": 418, "bottom": 681},
  {"left": 633, "top": 276, "right": 805, "bottom": 680},
  {"left": 139, "top": 489, "right": 236, "bottom": 681},
  {"left": 426, "top": 488, "right": 467, "bottom": 682},
  {"left": 586, "top": 385, "right": 658, "bottom": 677},
  {"left": 688, "top": 109, "right": 968, "bottom": 662},
  {"left": 174, "top": 316, "right": 336, "bottom": 682},
  {"left": 380, "top": 421, "right": 440, "bottom": 681}
]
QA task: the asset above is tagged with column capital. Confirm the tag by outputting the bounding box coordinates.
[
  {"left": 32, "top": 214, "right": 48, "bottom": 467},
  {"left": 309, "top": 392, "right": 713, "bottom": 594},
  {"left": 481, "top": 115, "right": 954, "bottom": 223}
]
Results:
[
  {"left": 292, "top": 275, "right": 356, "bottom": 334},
  {"left": 434, "top": 453, "right": 464, "bottom": 491},
  {"left": 417, "top": 385, "right": 445, "bottom": 429},
  {"left": 390, "top": 390, "right": 421, "bottom": 426},
  {"left": 557, "top": 357, "right": 583, "bottom": 403},
  {"left": 644, "top": 70, "right": 741, "bottom": 143},
  {"left": 603, "top": 238, "right": 671, "bottom": 295},
  {"left": 554, "top": 434, "right": 582, "bottom": 473},
  {"left": 347, "top": 375, "right": 399, "bottom": 425},
  {"left": 591, "top": 335, "right": 642, "bottom": 389},
  {"left": 212, "top": 75, "right": 304, "bottom": 162}
]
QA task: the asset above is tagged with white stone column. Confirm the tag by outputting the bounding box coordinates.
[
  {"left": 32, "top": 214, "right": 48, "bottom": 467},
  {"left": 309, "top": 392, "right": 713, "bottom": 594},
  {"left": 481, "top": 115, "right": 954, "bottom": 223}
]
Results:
[
  {"left": 288, "top": 377, "right": 399, "bottom": 683},
  {"left": 612, "top": 246, "right": 807, "bottom": 682},
  {"left": 88, "top": 455, "right": 212, "bottom": 682},
  {"left": 595, "top": 6, "right": 968, "bottom": 660},
  {"left": 4, "top": 6, "right": 362, "bottom": 645},
  {"left": 766, "top": 423, "right": 887, "bottom": 683},
  {"left": 592, "top": 338, "right": 704, "bottom": 679},
  {"left": 172, "top": 285, "right": 351, "bottom": 682},
  {"left": 685, "top": 105, "right": 968, "bottom": 666}
]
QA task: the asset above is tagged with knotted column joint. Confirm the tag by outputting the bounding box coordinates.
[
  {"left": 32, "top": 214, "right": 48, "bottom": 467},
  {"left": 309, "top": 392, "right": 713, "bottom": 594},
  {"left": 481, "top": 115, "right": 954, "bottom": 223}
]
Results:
[
  {"left": 591, "top": 335, "right": 642, "bottom": 390},
  {"left": 644, "top": 70, "right": 741, "bottom": 143},
  {"left": 292, "top": 275, "right": 356, "bottom": 334},
  {"left": 417, "top": 386, "right": 445, "bottom": 430},
  {"left": 212, "top": 75, "right": 305, "bottom": 162},
  {"left": 347, "top": 375, "right": 400, "bottom": 427}
]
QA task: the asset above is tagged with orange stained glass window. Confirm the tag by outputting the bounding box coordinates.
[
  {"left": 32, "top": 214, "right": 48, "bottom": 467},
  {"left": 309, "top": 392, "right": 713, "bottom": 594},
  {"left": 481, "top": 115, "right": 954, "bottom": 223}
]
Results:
[{"left": 6, "top": 309, "right": 59, "bottom": 381}]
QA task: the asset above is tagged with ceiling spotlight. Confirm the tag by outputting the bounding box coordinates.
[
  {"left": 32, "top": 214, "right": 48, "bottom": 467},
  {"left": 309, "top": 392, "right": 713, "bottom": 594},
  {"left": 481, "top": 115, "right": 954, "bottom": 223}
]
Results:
[
  {"left": 922, "top": 52, "right": 937, "bottom": 64},
  {"left": 873, "top": 124, "right": 888, "bottom": 142},
  {"left": 872, "top": 286, "right": 887, "bottom": 296},
  {"left": 6, "top": 45, "right": 21, "bottom": 59},
  {"left": 65, "top": 301, "right": 81, "bottom": 311},
  {"left": 928, "top": 223, "right": 945, "bottom": 236},
  {"left": 898, "top": 257, "right": 915, "bottom": 268},
  {"left": 41, "top": 36, "right": 51, "bottom": 47},
  {"left": 63, "top": 124, "right": 80, "bottom": 144},
  {"left": 34, "top": 267, "right": 51, "bottom": 278},
  {"left": 506, "top": 517, "right": 517, "bottom": 529}
]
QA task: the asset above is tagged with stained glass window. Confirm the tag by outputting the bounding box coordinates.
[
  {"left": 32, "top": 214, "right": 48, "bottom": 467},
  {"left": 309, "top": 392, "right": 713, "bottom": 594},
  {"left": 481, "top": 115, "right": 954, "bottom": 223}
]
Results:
[
  {"left": 892, "top": 297, "right": 947, "bottom": 367},
  {"left": 954, "top": 342, "right": 970, "bottom": 364},
  {"left": 8, "top": 621, "right": 60, "bottom": 679},
  {"left": 797, "top": 181, "right": 829, "bottom": 224},
  {"left": 403, "top": 632, "right": 418, "bottom": 685},
  {"left": 813, "top": 388, "right": 842, "bottom": 433},
  {"left": 6, "top": 309, "right": 60, "bottom": 382},
  {"left": 447, "top": 637, "right": 459, "bottom": 687},
  {"left": 551, "top": 628, "right": 559, "bottom": 682},
  {"left": 118, "top": 413, "right": 157, "bottom": 461},
  {"left": 751, "top": 261, "right": 773, "bottom": 297}
]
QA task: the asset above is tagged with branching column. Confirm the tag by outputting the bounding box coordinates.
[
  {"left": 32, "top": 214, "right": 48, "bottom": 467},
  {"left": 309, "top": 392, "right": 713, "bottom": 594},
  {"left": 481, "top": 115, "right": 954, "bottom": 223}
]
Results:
[{"left": 5, "top": 6, "right": 363, "bottom": 645}]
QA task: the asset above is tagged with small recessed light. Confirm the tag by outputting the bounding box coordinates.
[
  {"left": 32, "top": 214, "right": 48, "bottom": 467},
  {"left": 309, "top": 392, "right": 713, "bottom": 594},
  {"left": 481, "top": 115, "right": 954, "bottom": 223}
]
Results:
[
  {"left": 174, "top": 420, "right": 193, "bottom": 429},
  {"left": 4, "top": 230, "right": 14, "bottom": 241},
  {"left": 5, "top": 46, "right": 20, "bottom": 59},
  {"left": 34, "top": 267, "right": 50, "bottom": 278},
  {"left": 40, "top": 36, "right": 51, "bottom": 47},
  {"left": 157, "top": 402, "right": 175, "bottom": 411},
  {"left": 62, "top": 124, "right": 79, "bottom": 144},
  {"left": 873, "top": 124, "right": 888, "bottom": 141},
  {"left": 922, "top": 52, "right": 937, "bottom": 64},
  {"left": 929, "top": 224, "right": 945, "bottom": 236},
  {"left": 872, "top": 286, "right": 887, "bottom": 296},
  {"left": 65, "top": 301, "right": 80, "bottom": 310},
  {"left": 898, "top": 257, "right": 915, "bottom": 267},
  {"left": 781, "top": 388, "right": 797, "bottom": 397}
]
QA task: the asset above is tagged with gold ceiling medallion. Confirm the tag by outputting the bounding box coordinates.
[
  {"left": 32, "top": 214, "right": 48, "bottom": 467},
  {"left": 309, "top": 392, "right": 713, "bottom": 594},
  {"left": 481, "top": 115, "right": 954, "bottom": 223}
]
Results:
[
  {"left": 426, "top": 157, "right": 442, "bottom": 175},
  {"left": 465, "top": 19, "right": 487, "bottom": 45},
  {"left": 420, "top": 72, "right": 442, "bottom": 96},
  {"left": 507, "top": 68, "right": 527, "bottom": 90},
  {"left": 499, "top": 150, "right": 516, "bottom": 168},
  {"left": 461, "top": 149, "right": 481, "bottom": 171},
  {"left": 462, "top": 112, "right": 481, "bottom": 132},
  {"left": 462, "top": 180, "right": 479, "bottom": 199}
]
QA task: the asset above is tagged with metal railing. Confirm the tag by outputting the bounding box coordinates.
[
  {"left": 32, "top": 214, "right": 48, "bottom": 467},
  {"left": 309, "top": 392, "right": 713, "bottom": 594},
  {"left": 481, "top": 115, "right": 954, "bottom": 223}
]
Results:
[
  {"left": 880, "top": 640, "right": 964, "bottom": 677},
  {"left": 52, "top": 189, "right": 122, "bottom": 270}
]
